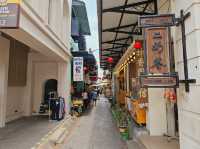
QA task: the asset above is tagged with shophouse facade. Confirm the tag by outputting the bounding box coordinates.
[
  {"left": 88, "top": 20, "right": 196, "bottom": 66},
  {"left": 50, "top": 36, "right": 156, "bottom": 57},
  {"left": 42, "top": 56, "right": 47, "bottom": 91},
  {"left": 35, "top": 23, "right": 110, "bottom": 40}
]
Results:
[
  {"left": 172, "top": 0, "right": 200, "bottom": 148},
  {"left": 98, "top": 0, "right": 200, "bottom": 149},
  {"left": 0, "top": 0, "right": 72, "bottom": 127}
]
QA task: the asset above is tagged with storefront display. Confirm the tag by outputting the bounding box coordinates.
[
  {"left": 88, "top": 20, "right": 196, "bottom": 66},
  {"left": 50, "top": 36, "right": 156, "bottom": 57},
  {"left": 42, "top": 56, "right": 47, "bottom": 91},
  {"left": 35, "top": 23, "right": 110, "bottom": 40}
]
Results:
[{"left": 115, "top": 41, "right": 148, "bottom": 125}]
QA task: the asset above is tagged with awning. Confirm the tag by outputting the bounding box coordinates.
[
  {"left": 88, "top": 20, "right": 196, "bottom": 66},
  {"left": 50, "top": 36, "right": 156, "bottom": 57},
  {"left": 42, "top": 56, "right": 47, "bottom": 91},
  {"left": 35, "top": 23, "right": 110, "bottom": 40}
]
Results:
[
  {"left": 72, "top": 0, "right": 91, "bottom": 36},
  {"left": 97, "top": 0, "right": 169, "bottom": 70}
]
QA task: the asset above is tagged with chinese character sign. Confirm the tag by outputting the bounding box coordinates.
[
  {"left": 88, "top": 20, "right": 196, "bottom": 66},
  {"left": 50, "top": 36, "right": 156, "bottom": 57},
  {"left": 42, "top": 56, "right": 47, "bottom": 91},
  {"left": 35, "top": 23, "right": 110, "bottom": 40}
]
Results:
[
  {"left": 73, "top": 57, "right": 84, "bottom": 82},
  {"left": 145, "top": 27, "right": 170, "bottom": 74},
  {"left": 0, "top": 0, "right": 20, "bottom": 28}
]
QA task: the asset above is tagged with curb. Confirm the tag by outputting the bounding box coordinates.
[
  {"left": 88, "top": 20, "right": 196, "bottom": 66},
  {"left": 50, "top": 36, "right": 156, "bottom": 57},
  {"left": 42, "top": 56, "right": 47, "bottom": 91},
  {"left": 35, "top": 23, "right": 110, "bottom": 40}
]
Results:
[{"left": 31, "top": 116, "right": 77, "bottom": 149}]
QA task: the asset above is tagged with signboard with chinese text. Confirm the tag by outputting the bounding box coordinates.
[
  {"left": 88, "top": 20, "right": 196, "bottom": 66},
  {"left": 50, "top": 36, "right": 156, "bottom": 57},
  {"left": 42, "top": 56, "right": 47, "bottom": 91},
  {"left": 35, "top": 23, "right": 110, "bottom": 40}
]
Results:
[
  {"left": 140, "top": 74, "right": 179, "bottom": 88},
  {"left": 0, "top": 0, "right": 20, "bottom": 28},
  {"left": 139, "top": 14, "right": 175, "bottom": 28},
  {"left": 145, "top": 27, "right": 170, "bottom": 74},
  {"left": 73, "top": 57, "right": 84, "bottom": 82},
  {"left": 138, "top": 14, "right": 179, "bottom": 88}
]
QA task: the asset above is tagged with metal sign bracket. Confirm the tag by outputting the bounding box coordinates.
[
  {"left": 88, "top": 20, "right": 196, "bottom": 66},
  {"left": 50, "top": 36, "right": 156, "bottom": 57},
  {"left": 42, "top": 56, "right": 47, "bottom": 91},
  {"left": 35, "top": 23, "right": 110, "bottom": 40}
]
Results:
[{"left": 176, "top": 10, "right": 196, "bottom": 92}]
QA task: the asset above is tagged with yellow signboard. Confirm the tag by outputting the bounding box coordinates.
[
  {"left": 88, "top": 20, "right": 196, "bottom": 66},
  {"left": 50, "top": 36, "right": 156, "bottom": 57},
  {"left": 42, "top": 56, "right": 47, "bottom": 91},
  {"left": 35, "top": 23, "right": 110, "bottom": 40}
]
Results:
[
  {"left": 0, "top": 0, "right": 20, "bottom": 5},
  {"left": 0, "top": 0, "right": 20, "bottom": 28}
]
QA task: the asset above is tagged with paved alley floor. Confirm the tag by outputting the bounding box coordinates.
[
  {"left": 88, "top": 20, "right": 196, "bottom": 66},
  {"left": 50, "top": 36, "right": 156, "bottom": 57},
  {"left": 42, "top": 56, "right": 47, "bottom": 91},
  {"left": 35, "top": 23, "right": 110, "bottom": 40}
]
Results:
[
  {"left": 61, "top": 98, "right": 127, "bottom": 149},
  {"left": 0, "top": 115, "right": 60, "bottom": 149}
]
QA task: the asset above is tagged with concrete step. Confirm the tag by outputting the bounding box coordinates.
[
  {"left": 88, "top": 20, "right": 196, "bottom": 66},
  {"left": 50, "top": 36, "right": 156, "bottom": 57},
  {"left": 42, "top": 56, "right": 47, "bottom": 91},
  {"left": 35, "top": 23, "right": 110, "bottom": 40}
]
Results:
[
  {"left": 137, "top": 135, "right": 180, "bottom": 149},
  {"left": 33, "top": 116, "right": 77, "bottom": 149}
]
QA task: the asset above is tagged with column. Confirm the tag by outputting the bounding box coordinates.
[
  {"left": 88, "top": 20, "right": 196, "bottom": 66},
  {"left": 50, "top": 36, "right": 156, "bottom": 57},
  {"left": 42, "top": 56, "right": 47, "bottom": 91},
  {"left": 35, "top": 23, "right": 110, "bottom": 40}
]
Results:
[
  {"left": 0, "top": 36, "right": 10, "bottom": 127},
  {"left": 147, "top": 88, "right": 167, "bottom": 136},
  {"left": 58, "top": 60, "right": 71, "bottom": 114}
]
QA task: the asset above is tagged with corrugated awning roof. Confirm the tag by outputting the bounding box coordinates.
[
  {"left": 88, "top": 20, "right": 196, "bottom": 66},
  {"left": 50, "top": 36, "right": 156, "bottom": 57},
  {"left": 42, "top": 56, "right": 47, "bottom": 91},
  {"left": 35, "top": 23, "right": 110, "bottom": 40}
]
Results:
[
  {"left": 97, "top": 0, "right": 170, "bottom": 70},
  {"left": 72, "top": 0, "right": 91, "bottom": 36}
]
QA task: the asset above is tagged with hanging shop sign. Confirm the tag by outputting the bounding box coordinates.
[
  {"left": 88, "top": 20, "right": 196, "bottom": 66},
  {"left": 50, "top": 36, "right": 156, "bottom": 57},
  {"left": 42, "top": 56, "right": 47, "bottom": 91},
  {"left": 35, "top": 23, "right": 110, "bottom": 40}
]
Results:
[
  {"left": 138, "top": 14, "right": 179, "bottom": 88},
  {"left": 140, "top": 73, "right": 179, "bottom": 88},
  {"left": 0, "top": 0, "right": 21, "bottom": 28},
  {"left": 139, "top": 14, "right": 175, "bottom": 28},
  {"left": 73, "top": 57, "right": 84, "bottom": 82},
  {"left": 145, "top": 27, "right": 170, "bottom": 74}
]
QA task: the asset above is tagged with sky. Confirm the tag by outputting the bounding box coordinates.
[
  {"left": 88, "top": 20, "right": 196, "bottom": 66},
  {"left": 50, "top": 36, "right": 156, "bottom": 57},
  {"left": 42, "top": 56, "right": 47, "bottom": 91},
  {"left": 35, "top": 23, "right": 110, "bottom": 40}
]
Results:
[{"left": 82, "top": 0, "right": 103, "bottom": 77}]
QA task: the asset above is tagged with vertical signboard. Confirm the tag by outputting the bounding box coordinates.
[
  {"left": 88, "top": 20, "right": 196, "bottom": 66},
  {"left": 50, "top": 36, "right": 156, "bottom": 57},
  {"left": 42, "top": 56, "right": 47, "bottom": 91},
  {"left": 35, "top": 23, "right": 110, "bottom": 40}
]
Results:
[
  {"left": 73, "top": 57, "right": 84, "bottom": 82},
  {"left": 0, "top": 0, "right": 20, "bottom": 28},
  {"left": 138, "top": 14, "right": 179, "bottom": 88},
  {"left": 145, "top": 27, "right": 170, "bottom": 74}
]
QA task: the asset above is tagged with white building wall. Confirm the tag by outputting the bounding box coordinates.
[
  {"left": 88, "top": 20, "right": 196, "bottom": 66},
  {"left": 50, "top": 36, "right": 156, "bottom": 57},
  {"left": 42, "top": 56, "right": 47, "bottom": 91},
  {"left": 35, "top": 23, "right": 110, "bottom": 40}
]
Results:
[
  {"left": 23, "top": 0, "right": 71, "bottom": 49},
  {"left": 0, "top": 0, "right": 72, "bottom": 125},
  {"left": 32, "top": 62, "right": 58, "bottom": 113},
  {"left": 147, "top": 88, "right": 167, "bottom": 136},
  {"left": 22, "top": 52, "right": 71, "bottom": 115},
  {"left": 6, "top": 87, "right": 26, "bottom": 122},
  {"left": 172, "top": 0, "right": 200, "bottom": 148}
]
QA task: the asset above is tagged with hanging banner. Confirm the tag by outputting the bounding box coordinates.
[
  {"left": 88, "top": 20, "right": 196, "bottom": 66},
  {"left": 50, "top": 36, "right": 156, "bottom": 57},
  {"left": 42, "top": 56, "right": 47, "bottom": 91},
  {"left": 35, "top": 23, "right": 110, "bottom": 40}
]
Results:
[
  {"left": 145, "top": 27, "right": 170, "bottom": 74},
  {"left": 0, "top": 0, "right": 20, "bottom": 28},
  {"left": 73, "top": 57, "right": 84, "bottom": 82}
]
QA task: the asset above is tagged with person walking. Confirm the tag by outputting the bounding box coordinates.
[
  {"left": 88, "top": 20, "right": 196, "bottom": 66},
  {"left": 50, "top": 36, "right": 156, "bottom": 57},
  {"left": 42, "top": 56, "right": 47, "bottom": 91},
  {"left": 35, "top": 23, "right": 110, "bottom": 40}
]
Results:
[
  {"left": 92, "top": 90, "right": 97, "bottom": 106},
  {"left": 82, "top": 90, "right": 88, "bottom": 110}
]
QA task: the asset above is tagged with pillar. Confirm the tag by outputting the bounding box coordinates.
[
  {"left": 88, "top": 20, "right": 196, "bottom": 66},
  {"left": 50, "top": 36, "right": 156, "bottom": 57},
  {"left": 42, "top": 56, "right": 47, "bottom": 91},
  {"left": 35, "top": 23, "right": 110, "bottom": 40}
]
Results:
[
  {"left": 58, "top": 60, "right": 71, "bottom": 114},
  {"left": 0, "top": 36, "right": 10, "bottom": 127},
  {"left": 147, "top": 88, "right": 167, "bottom": 136}
]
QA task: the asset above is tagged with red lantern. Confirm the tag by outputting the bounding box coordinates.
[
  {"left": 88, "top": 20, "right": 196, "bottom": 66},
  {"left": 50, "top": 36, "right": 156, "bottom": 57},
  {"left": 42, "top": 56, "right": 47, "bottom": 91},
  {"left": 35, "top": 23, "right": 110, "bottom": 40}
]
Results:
[
  {"left": 107, "top": 57, "right": 113, "bottom": 63},
  {"left": 90, "top": 76, "right": 98, "bottom": 81},
  {"left": 133, "top": 41, "right": 142, "bottom": 49},
  {"left": 84, "top": 66, "right": 88, "bottom": 71}
]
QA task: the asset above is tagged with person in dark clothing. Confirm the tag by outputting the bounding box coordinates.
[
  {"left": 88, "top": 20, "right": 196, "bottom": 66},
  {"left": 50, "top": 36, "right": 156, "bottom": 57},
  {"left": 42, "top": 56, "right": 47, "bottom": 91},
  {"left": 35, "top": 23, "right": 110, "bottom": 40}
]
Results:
[
  {"left": 97, "top": 89, "right": 100, "bottom": 97},
  {"left": 92, "top": 90, "right": 97, "bottom": 106}
]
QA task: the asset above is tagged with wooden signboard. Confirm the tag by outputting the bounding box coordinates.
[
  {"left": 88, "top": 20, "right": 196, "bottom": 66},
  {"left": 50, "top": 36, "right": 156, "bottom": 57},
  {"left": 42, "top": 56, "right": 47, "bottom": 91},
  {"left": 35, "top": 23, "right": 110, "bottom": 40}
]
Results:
[
  {"left": 0, "top": 0, "right": 20, "bottom": 28},
  {"left": 145, "top": 27, "right": 170, "bottom": 74},
  {"left": 140, "top": 74, "right": 179, "bottom": 88},
  {"left": 138, "top": 14, "right": 179, "bottom": 88},
  {"left": 139, "top": 14, "right": 175, "bottom": 28}
]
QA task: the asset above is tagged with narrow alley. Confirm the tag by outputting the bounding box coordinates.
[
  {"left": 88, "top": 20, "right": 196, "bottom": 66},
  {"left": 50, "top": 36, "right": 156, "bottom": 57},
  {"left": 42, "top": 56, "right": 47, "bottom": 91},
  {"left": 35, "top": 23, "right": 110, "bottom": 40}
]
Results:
[
  {"left": 61, "top": 97, "right": 129, "bottom": 149},
  {"left": 1, "top": 0, "right": 200, "bottom": 149}
]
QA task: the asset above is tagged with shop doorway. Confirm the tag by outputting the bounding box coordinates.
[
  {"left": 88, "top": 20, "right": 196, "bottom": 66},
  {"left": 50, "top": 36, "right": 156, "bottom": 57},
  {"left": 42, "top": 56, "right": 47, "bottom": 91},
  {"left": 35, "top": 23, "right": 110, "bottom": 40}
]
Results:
[
  {"left": 43, "top": 79, "right": 58, "bottom": 104},
  {"left": 32, "top": 62, "right": 58, "bottom": 113}
]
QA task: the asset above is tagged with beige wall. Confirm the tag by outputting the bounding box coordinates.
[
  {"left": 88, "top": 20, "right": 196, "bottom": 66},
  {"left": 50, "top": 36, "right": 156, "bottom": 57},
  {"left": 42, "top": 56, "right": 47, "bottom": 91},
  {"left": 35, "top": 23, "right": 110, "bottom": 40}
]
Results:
[
  {"left": 6, "top": 87, "right": 26, "bottom": 122},
  {"left": 23, "top": 52, "right": 71, "bottom": 115},
  {"left": 6, "top": 38, "right": 29, "bottom": 122},
  {"left": 23, "top": 0, "right": 71, "bottom": 49},
  {"left": 0, "top": 0, "right": 72, "bottom": 126},
  {"left": 32, "top": 62, "right": 58, "bottom": 113},
  {"left": 171, "top": 0, "right": 200, "bottom": 148}
]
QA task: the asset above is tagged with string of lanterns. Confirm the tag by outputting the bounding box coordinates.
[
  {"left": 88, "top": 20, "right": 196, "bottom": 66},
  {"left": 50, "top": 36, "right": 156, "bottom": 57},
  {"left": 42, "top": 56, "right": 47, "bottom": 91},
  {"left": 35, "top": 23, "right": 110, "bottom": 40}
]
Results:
[
  {"left": 118, "top": 41, "right": 142, "bottom": 71},
  {"left": 104, "top": 41, "right": 142, "bottom": 71}
]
